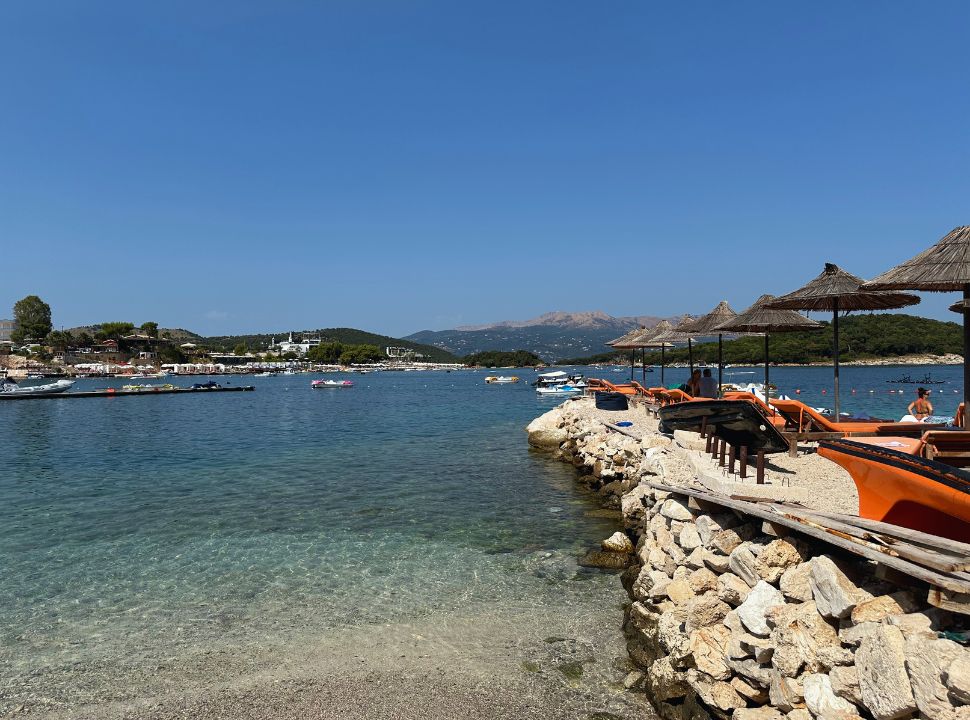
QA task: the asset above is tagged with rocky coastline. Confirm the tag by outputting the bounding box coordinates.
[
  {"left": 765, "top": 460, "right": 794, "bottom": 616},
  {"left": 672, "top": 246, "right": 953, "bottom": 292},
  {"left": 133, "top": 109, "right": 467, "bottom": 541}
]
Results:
[{"left": 527, "top": 397, "right": 970, "bottom": 720}]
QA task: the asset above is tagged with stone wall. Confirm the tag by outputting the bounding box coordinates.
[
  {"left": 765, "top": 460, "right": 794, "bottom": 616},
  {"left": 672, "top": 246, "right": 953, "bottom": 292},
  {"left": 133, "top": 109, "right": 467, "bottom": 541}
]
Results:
[{"left": 528, "top": 400, "right": 970, "bottom": 720}]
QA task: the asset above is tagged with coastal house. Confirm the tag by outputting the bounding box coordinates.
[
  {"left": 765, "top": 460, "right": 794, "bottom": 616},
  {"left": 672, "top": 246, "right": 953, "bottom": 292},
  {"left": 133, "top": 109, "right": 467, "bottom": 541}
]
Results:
[
  {"left": 270, "top": 333, "right": 322, "bottom": 356},
  {"left": 0, "top": 319, "right": 17, "bottom": 343}
]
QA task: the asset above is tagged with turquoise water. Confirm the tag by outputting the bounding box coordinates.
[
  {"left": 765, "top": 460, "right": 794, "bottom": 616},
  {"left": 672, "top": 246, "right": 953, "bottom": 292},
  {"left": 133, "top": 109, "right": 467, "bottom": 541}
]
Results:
[
  {"left": 0, "top": 370, "right": 633, "bottom": 716},
  {"left": 1, "top": 363, "right": 962, "bottom": 715}
]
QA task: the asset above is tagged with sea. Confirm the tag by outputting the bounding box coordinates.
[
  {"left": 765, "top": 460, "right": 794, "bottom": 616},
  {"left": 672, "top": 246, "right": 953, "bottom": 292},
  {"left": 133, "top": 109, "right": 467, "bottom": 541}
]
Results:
[{"left": 0, "top": 363, "right": 961, "bottom": 717}]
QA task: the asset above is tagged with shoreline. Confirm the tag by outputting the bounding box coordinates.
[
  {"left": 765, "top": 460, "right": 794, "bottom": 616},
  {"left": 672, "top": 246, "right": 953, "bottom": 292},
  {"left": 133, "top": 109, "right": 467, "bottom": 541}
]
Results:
[{"left": 527, "top": 396, "right": 970, "bottom": 720}]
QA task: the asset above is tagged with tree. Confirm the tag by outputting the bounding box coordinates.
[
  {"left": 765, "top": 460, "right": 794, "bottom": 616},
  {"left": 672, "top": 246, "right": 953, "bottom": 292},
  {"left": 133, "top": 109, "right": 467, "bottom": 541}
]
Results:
[
  {"left": 307, "top": 341, "right": 344, "bottom": 364},
  {"left": 11, "top": 295, "right": 52, "bottom": 344},
  {"left": 140, "top": 321, "right": 159, "bottom": 338},
  {"left": 45, "top": 330, "right": 74, "bottom": 351},
  {"left": 74, "top": 332, "right": 94, "bottom": 348},
  {"left": 96, "top": 322, "right": 135, "bottom": 340},
  {"left": 233, "top": 343, "right": 248, "bottom": 356}
]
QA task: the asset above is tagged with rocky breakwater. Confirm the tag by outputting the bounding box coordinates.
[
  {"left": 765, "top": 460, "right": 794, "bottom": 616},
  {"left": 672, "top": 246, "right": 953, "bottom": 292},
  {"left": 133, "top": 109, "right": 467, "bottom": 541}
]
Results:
[{"left": 527, "top": 398, "right": 970, "bottom": 720}]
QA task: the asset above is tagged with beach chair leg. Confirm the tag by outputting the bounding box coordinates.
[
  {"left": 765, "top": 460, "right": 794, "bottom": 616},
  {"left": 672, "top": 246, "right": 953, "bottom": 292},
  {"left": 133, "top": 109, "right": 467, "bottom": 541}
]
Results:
[
  {"left": 756, "top": 451, "right": 765, "bottom": 484},
  {"left": 788, "top": 437, "right": 798, "bottom": 458},
  {"left": 739, "top": 446, "right": 748, "bottom": 479},
  {"left": 728, "top": 445, "right": 736, "bottom": 474},
  {"left": 705, "top": 432, "right": 713, "bottom": 453},
  {"left": 700, "top": 415, "right": 707, "bottom": 439},
  {"left": 719, "top": 439, "right": 727, "bottom": 467}
]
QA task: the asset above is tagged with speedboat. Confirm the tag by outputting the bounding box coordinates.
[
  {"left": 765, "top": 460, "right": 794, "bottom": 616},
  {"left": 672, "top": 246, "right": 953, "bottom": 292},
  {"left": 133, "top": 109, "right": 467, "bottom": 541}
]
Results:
[
  {"left": 819, "top": 435, "right": 970, "bottom": 542},
  {"left": 485, "top": 376, "right": 519, "bottom": 384},
  {"left": 312, "top": 379, "right": 354, "bottom": 388},
  {"left": 0, "top": 378, "right": 75, "bottom": 395},
  {"left": 535, "top": 371, "right": 586, "bottom": 389},
  {"left": 536, "top": 384, "right": 584, "bottom": 396}
]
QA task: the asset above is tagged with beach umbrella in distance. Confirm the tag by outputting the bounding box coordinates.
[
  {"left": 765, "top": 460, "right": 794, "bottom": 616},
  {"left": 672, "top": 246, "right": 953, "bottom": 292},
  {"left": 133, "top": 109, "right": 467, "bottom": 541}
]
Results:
[
  {"left": 714, "top": 295, "right": 823, "bottom": 407},
  {"left": 637, "top": 320, "right": 677, "bottom": 386},
  {"left": 863, "top": 226, "right": 970, "bottom": 426},
  {"left": 649, "top": 317, "right": 698, "bottom": 381},
  {"left": 607, "top": 325, "right": 648, "bottom": 381},
  {"left": 767, "top": 263, "right": 919, "bottom": 419},
  {"left": 683, "top": 300, "right": 738, "bottom": 395}
]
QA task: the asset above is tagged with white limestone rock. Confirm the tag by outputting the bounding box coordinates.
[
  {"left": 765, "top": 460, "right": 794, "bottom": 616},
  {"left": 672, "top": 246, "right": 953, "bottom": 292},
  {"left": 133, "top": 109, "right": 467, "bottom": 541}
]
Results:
[
  {"left": 685, "top": 594, "right": 731, "bottom": 634},
  {"left": 734, "top": 708, "right": 783, "bottom": 720},
  {"left": 768, "top": 600, "right": 840, "bottom": 677},
  {"left": 632, "top": 567, "right": 671, "bottom": 602},
  {"left": 717, "top": 572, "right": 751, "bottom": 607},
  {"left": 780, "top": 562, "right": 814, "bottom": 602},
  {"left": 732, "top": 675, "right": 770, "bottom": 704},
  {"left": 755, "top": 538, "right": 810, "bottom": 584},
  {"left": 769, "top": 671, "right": 805, "bottom": 713},
  {"left": 679, "top": 523, "right": 702, "bottom": 551},
  {"left": 850, "top": 591, "right": 919, "bottom": 624},
  {"left": 855, "top": 623, "right": 918, "bottom": 720},
  {"left": 803, "top": 673, "right": 857, "bottom": 719},
  {"left": 688, "top": 625, "right": 732, "bottom": 681},
  {"left": 687, "top": 567, "right": 719, "bottom": 595},
  {"left": 601, "top": 531, "right": 634, "bottom": 553},
  {"left": 946, "top": 653, "right": 970, "bottom": 705},
  {"left": 905, "top": 634, "right": 964, "bottom": 720},
  {"left": 703, "top": 549, "right": 731, "bottom": 574},
  {"left": 810, "top": 557, "right": 863, "bottom": 620},
  {"left": 666, "top": 579, "right": 696, "bottom": 605},
  {"left": 830, "top": 665, "right": 862, "bottom": 707},
  {"left": 736, "top": 580, "right": 786, "bottom": 637},
  {"left": 685, "top": 546, "right": 707, "bottom": 570},
  {"left": 660, "top": 498, "right": 694, "bottom": 521},
  {"left": 730, "top": 544, "right": 761, "bottom": 588}
]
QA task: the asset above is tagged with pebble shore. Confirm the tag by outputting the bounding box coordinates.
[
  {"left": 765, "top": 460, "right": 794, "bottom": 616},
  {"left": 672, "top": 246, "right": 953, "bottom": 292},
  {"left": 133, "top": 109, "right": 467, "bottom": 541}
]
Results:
[{"left": 527, "top": 396, "right": 970, "bottom": 720}]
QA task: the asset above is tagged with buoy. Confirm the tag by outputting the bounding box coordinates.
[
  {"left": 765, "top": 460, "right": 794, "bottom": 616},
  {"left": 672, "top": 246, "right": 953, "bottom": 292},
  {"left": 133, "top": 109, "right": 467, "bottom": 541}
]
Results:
[
  {"left": 821, "top": 389, "right": 827, "bottom": 394},
  {"left": 795, "top": 389, "right": 800, "bottom": 394}
]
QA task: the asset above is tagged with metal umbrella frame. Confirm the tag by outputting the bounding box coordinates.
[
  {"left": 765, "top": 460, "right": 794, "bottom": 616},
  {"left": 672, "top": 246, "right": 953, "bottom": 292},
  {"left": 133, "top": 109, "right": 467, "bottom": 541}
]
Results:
[
  {"left": 714, "top": 294, "right": 823, "bottom": 407},
  {"left": 637, "top": 320, "right": 676, "bottom": 386},
  {"left": 767, "top": 263, "right": 919, "bottom": 419},
  {"left": 863, "top": 226, "right": 970, "bottom": 427}
]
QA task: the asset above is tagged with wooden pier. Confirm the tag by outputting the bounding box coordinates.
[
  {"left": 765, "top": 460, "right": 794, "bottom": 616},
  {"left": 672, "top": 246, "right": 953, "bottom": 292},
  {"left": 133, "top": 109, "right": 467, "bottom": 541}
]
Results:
[{"left": 0, "top": 385, "right": 255, "bottom": 401}]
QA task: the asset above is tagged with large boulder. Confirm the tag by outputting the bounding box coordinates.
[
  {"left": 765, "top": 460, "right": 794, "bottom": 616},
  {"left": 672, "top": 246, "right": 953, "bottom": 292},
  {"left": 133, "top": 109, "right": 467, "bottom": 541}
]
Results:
[
  {"left": 830, "top": 665, "right": 862, "bottom": 707},
  {"left": 526, "top": 415, "right": 568, "bottom": 449},
  {"left": 688, "top": 625, "right": 732, "bottom": 680},
  {"left": 855, "top": 623, "right": 918, "bottom": 720},
  {"left": 850, "top": 591, "right": 920, "bottom": 624},
  {"left": 685, "top": 594, "right": 731, "bottom": 633},
  {"left": 768, "top": 600, "right": 840, "bottom": 677},
  {"left": 947, "top": 653, "right": 970, "bottom": 704},
  {"left": 779, "top": 562, "right": 814, "bottom": 602},
  {"left": 601, "top": 531, "right": 634, "bottom": 553},
  {"left": 717, "top": 572, "right": 751, "bottom": 606},
  {"left": 755, "top": 538, "right": 810, "bottom": 584},
  {"left": 730, "top": 544, "right": 761, "bottom": 587}
]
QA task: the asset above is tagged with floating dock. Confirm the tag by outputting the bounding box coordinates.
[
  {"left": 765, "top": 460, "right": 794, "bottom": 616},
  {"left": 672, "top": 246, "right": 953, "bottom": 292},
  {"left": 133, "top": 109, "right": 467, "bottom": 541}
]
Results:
[{"left": 0, "top": 386, "right": 255, "bottom": 401}]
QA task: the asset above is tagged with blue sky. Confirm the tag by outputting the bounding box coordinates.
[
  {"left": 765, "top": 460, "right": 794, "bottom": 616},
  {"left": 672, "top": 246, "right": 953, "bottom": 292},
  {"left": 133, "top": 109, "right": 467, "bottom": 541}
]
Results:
[{"left": 1, "top": 2, "right": 968, "bottom": 337}]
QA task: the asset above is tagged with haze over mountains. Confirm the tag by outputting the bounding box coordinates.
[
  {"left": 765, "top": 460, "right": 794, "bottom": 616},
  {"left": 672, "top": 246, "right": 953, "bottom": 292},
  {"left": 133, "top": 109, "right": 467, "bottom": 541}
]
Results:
[{"left": 407, "top": 311, "right": 674, "bottom": 361}]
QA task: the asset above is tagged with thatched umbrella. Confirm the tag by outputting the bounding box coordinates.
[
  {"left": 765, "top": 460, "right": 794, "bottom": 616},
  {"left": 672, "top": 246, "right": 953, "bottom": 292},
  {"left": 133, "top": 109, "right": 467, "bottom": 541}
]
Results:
[
  {"left": 714, "top": 295, "right": 823, "bottom": 405},
  {"left": 767, "top": 263, "right": 919, "bottom": 419},
  {"left": 673, "top": 301, "right": 738, "bottom": 394},
  {"left": 607, "top": 326, "right": 647, "bottom": 380},
  {"left": 863, "top": 226, "right": 970, "bottom": 425},
  {"left": 640, "top": 323, "right": 677, "bottom": 386}
]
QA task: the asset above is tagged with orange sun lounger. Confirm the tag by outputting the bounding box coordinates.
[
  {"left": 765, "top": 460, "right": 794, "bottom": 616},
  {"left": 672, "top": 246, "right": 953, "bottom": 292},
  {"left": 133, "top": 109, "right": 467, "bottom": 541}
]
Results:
[{"left": 770, "top": 399, "right": 886, "bottom": 435}]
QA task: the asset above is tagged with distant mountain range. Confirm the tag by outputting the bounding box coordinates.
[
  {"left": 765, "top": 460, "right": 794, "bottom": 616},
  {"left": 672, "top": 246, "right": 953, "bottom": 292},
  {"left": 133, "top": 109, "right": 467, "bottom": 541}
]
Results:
[{"left": 406, "top": 311, "right": 678, "bottom": 360}]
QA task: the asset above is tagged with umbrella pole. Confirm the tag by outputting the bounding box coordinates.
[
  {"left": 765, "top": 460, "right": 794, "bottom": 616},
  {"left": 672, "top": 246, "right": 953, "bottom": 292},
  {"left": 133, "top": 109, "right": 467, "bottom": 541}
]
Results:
[
  {"left": 661, "top": 345, "right": 665, "bottom": 386},
  {"left": 688, "top": 338, "right": 694, "bottom": 375},
  {"left": 764, "top": 334, "right": 771, "bottom": 411},
  {"left": 964, "top": 287, "right": 970, "bottom": 429},
  {"left": 630, "top": 351, "right": 634, "bottom": 381},
  {"left": 717, "top": 334, "right": 723, "bottom": 396},
  {"left": 833, "top": 300, "right": 840, "bottom": 420},
  {"left": 641, "top": 348, "right": 646, "bottom": 385}
]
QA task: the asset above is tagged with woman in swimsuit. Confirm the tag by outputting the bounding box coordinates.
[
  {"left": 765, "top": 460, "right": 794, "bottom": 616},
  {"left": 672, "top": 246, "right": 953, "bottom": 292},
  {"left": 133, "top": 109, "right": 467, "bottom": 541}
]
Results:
[{"left": 907, "top": 387, "right": 933, "bottom": 421}]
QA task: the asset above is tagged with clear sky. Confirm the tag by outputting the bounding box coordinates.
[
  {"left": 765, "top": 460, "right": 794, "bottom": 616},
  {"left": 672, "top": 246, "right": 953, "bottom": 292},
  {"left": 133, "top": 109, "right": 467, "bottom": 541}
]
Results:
[{"left": 1, "top": 2, "right": 968, "bottom": 338}]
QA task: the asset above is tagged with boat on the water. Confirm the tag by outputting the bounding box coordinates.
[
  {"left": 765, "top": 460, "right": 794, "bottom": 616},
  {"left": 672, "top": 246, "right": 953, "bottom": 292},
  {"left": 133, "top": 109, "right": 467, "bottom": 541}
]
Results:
[
  {"left": 485, "top": 376, "right": 519, "bottom": 384},
  {"left": 536, "top": 384, "right": 584, "bottom": 396},
  {"left": 312, "top": 379, "right": 354, "bottom": 388},
  {"left": 0, "top": 378, "right": 76, "bottom": 395},
  {"left": 657, "top": 399, "right": 790, "bottom": 454},
  {"left": 818, "top": 435, "right": 970, "bottom": 542},
  {"left": 886, "top": 373, "right": 945, "bottom": 385},
  {"left": 534, "top": 370, "right": 586, "bottom": 389}
]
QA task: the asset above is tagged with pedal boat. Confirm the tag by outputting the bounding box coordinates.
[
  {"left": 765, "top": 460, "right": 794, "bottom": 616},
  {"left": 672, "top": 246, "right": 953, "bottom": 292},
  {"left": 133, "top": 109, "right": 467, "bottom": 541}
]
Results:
[{"left": 818, "top": 434, "right": 970, "bottom": 543}]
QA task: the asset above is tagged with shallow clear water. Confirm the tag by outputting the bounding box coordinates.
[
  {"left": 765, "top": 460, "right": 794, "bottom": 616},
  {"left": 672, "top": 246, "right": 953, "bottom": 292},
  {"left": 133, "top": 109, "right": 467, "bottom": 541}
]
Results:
[{"left": 0, "top": 370, "right": 633, "bottom": 716}]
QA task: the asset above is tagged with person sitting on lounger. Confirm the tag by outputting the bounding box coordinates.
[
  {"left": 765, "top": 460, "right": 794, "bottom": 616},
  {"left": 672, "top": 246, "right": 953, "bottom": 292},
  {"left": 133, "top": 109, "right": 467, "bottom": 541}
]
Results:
[
  {"left": 680, "top": 369, "right": 701, "bottom": 397},
  {"left": 698, "top": 368, "right": 717, "bottom": 398},
  {"left": 902, "top": 387, "right": 933, "bottom": 423}
]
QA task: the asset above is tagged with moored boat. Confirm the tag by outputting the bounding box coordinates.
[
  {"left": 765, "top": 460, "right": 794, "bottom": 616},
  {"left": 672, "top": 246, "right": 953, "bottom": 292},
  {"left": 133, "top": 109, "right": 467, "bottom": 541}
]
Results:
[
  {"left": 0, "top": 378, "right": 76, "bottom": 395},
  {"left": 818, "top": 435, "right": 970, "bottom": 542},
  {"left": 485, "top": 376, "right": 519, "bottom": 384},
  {"left": 536, "top": 384, "right": 584, "bottom": 396}
]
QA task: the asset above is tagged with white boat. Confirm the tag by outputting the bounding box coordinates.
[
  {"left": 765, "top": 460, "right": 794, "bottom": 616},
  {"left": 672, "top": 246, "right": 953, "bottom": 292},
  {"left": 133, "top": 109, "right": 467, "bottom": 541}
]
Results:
[
  {"left": 485, "top": 375, "right": 519, "bottom": 384},
  {"left": 0, "top": 378, "right": 75, "bottom": 395},
  {"left": 312, "top": 379, "right": 354, "bottom": 388},
  {"left": 536, "top": 384, "right": 584, "bottom": 396},
  {"left": 535, "top": 370, "right": 586, "bottom": 389}
]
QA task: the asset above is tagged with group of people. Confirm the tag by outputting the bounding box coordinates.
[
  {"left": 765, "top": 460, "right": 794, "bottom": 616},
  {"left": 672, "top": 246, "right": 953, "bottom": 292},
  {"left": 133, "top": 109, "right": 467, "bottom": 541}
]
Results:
[{"left": 680, "top": 368, "right": 718, "bottom": 398}]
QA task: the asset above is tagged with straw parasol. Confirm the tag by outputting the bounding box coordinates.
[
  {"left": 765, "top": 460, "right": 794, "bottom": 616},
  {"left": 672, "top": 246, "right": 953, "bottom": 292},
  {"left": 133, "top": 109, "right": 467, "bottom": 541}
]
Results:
[
  {"left": 767, "top": 263, "right": 919, "bottom": 418},
  {"left": 715, "top": 294, "right": 823, "bottom": 405},
  {"left": 863, "top": 226, "right": 970, "bottom": 425},
  {"left": 607, "top": 326, "right": 649, "bottom": 380},
  {"left": 635, "top": 320, "right": 676, "bottom": 386},
  {"left": 685, "top": 301, "right": 738, "bottom": 394}
]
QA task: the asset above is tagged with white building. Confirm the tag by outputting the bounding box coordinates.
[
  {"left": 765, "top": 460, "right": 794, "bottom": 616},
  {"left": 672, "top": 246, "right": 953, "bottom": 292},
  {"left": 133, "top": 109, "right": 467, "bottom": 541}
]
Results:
[{"left": 270, "top": 333, "right": 322, "bottom": 356}]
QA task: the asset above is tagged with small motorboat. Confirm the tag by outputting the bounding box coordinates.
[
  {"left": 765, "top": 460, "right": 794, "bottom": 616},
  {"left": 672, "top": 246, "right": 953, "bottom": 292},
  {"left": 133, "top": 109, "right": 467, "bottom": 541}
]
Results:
[
  {"left": 485, "top": 376, "right": 519, "bottom": 384},
  {"left": 536, "top": 384, "right": 584, "bottom": 396},
  {"left": 658, "top": 399, "right": 791, "bottom": 455},
  {"left": 818, "top": 435, "right": 970, "bottom": 542},
  {"left": 534, "top": 371, "right": 587, "bottom": 389},
  {"left": 0, "top": 378, "right": 75, "bottom": 395},
  {"left": 312, "top": 379, "right": 354, "bottom": 388}
]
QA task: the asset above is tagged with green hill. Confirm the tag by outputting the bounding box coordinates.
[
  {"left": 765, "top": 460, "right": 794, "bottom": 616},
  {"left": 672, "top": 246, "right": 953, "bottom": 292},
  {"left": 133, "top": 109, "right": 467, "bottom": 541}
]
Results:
[
  {"left": 559, "top": 314, "right": 963, "bottom": 365},
  {"left": 203, "top": 327, "right": 458, "bottom": 363}
]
